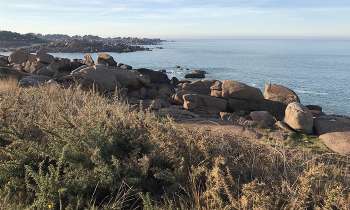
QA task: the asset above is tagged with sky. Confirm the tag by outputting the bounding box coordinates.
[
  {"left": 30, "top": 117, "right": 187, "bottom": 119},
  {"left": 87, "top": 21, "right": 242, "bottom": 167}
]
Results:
[{"left": 1, "top": 0, "right": 350, "bottom": 39}]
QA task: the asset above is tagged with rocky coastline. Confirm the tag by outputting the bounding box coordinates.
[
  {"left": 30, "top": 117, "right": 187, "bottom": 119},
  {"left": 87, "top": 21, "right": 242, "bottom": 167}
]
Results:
[
  {"left": 0, "top": 30, "right": 164, "bottom": 53},
  {"left": 1, "top": 50, "right": 349, "bottom": 155}
]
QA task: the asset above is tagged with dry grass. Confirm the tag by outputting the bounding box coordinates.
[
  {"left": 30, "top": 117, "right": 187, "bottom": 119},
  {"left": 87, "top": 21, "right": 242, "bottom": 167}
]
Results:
[{"left": 0, "top": 80, "right": 349, "bottom": 209}]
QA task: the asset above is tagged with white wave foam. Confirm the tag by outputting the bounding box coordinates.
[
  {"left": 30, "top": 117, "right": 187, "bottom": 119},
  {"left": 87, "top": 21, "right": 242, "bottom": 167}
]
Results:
[{"left": 295, "top": 89, "right": 328, "bottom": 96}]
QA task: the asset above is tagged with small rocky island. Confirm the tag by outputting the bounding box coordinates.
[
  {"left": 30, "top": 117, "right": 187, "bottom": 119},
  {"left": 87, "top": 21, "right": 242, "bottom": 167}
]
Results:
[
  {"left": 1, "top": 49, "right": 350, "bottom": 155},
  {"left": 0, "top": 31, "right": 164, "bottom": 53}
]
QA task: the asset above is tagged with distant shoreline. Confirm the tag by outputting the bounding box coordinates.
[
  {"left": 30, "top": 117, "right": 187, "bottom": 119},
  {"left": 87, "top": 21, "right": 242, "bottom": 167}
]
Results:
[{"left": 0, "top": 30, "right": 165, "bottom": 53}]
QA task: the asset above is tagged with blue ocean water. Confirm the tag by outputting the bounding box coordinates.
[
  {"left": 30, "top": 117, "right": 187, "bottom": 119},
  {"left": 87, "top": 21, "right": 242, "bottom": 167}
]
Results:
[{"left": 2, "top": 39, "right": 350, "bottom": 115}]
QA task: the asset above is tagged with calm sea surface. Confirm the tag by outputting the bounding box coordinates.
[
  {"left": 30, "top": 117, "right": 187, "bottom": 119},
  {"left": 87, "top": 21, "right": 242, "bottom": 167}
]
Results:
[{"left": 2, "top": 39, "right": 350, "bottom": 115}]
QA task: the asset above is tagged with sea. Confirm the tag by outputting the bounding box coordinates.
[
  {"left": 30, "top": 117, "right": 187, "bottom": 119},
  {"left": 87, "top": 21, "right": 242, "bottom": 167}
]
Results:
[{"left": 2, "top": 39, "right": 350, "bottom": 115}]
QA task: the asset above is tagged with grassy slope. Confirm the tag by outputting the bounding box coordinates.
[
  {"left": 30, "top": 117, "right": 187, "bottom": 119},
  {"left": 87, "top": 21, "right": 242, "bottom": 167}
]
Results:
[{"left": 0, "top": 80, "right": 349, "bottom": 209}]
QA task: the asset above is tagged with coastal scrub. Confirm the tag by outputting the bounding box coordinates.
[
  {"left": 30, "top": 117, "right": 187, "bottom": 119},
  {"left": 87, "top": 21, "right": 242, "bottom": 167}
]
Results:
[{"left": 0, "top": 80, "right": 349, "bottom": 209}]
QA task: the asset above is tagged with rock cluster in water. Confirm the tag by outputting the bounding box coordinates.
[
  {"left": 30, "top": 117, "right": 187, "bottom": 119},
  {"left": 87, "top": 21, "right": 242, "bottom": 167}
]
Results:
[{"left": 1, "top": 51, "right": 350, "bottom": 155}]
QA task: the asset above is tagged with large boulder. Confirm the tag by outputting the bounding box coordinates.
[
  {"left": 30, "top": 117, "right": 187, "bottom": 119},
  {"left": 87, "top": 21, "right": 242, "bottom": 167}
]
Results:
[
  {"left": 249, "top": 111, "right": 276, "bottom": 128},
  {"left": 314, "top": 115, "right": 350, "bottom": 135},
  {"left": 97, "top": 53, "right": 117, "bottom": 66},
  {"left": 228, "top": 98, "right": 286, "bottom": 120},
  {"left": 135, "top": 68, "right": 170, "bottom": 84},
  {"left": 221, "top": 80, "right": 264, "bottom": 101},
  {"left": 319, "top": 132, "right": 350, "bottom": 155},
  {"left": 8, "top": 49, "right": 29, "bottom": 64},
  {"left": 264, "top": 83, "right": 300, "bottom": 105},
  {"left": 72, "top": 65, "right": 149, "bottom": 92},
  {"left": 284, "top": 102, "right": 314, "bottom": 134},
  {"left": 19, "top": 75, "right": 51, "bottom": 87},
  {"left": 183, "top": 94, "right": 227, "bottom": 115}
]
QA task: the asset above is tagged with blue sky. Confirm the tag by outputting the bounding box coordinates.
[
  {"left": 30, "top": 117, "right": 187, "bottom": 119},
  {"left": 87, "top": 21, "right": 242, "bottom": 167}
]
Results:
[{"left": 1, "top": 0, "right": 350, "bottom": 38}]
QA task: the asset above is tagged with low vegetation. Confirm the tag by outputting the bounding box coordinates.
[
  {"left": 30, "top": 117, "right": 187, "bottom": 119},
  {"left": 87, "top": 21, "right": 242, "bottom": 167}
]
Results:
[{"left": 0, "top": 80, "right": 349, "bottom": 209}]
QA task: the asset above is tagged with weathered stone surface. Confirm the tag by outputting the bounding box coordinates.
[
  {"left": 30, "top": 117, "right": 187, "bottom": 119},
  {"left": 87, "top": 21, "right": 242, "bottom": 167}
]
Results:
[
  {"left": 135, "top": 68, "right": 170, "bottom": 84},
  {"left": 227, "top": 98, "right": 286, "bottom": 120},
  {"left": 222, "top": 80, "right": 264, "bottom": 101},
  {"left": 83, "top": 54, "right": 95, "bottom": 66},
  {"left": 97, "top": 53, "right": 117, "bottom": 66},
  {"left": 24, "top": 60, "right": 46, "bottom": 73},
  {"left": 27, "top": 54, "right": 37, "bottom": 63},
  {"left": 171, "top": 80, "right": 216, "bottom": 105},
  {"left": 71, "top": 65, "right": 88, "bottom": 74},
  {"left": 171, "top": 90, "right": 189, "bottom": 105},
  {"left": 72, "top": 65, "right": 149, "bottom": 92},
  {"left": 192, "top": 69, "right": 207, "bottom": 75},
  {"left": 36, "top": 52, "right": 54, "bottom": 64},
  {"left": 250, "top": 111, "right": 276, "bottom": 128},
  {"left": 8, "top": 49, "right": 29, "bottom": 64},
  {"left": 183, "top": 94, "right": 227, "bottom": 115},
  {"left": 170, "top": 77, "right": 179, "bottom": 86},
  {"left": 157, "top": 84, "right": 175, "bottom": 98},
  {"left": 71, "top": 59, "right": 84, "bottom": 71},
  {"left": 284, "top": 102, "right": 314, "bottom": 134},
  {"left": 0, "top": 55, "right": 9, "bottom": 66},
  {"left": 182, "top": 80, "right": 214, "bottom": 95},
  {"left": 47, "top": 58, "right": 72, "bottom": 73},
  {"left": 120, "top": 64, "right": 132, "bottom": 70},
  {"left": 184, "top": 70, "right": 205, "bottom": 79},
  {"left": 19, "top": 75, "right": 51, "bottom": 87},
  {"left": 264, "top": 83, "right": 300, "bottom": 105},
  {"left": 314, "top": 115, "right": 350, "bottom": 135},
  {"left": 319, "top": 132, "right": 350, "bottom": 155},
  {"left": 0, "top": 67, "right": 28, "bottom": 80},
  {"left": 12, "top": 64, "right": 24, "bottom": 71},
  {"left": 306, "top": 105, "right": 324, "bottom": 117},
  {"left": 306, "top": 105, "right": 322, "bottom": 112},
  {"left": 128, "top": 87, "right": 147, "bottom": 99},
  {"left": 35, "top": 66, "right": 54, "bottom": 77},
  {"left": 210, "top": 80, "right": 222, "bottom": 97}
]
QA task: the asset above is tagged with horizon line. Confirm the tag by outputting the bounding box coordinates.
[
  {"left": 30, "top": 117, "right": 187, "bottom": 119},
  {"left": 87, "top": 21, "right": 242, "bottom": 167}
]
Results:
[{"left": 2, "top": 29, "right": 350, "bottom": 41}]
